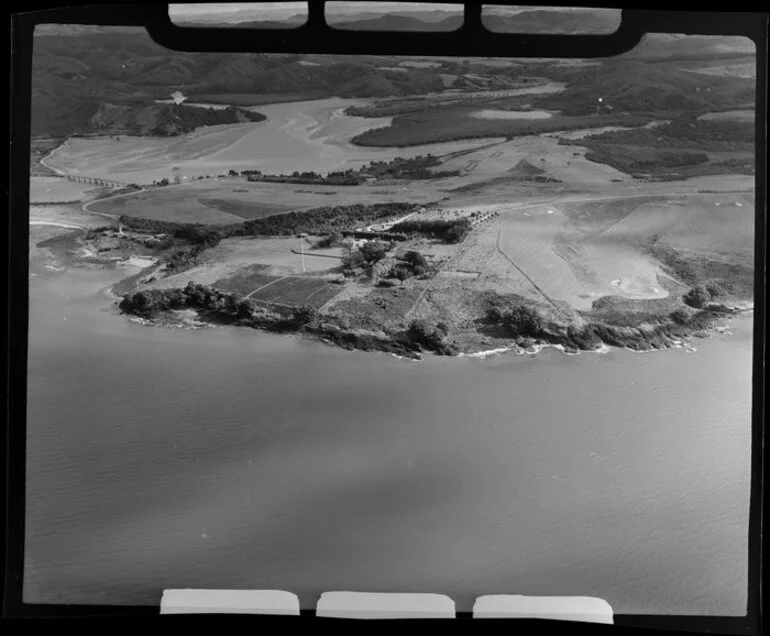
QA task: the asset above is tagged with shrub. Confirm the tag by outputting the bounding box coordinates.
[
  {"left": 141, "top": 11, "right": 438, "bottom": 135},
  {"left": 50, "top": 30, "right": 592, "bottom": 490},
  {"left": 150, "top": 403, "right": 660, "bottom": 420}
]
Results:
[
  {"left": 293, "top": 305, "right": 318, "bottom": 326},
  {"left": 705, "top": 281, "right": 727, "bottom": 299},
  {"left": 669, "top": 308, "right": 691, "bottom": 325}
]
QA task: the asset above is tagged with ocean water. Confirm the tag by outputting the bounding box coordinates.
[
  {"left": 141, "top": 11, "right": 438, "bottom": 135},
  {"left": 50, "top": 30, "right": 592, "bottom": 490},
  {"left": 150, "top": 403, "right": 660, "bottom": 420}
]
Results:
[{"left": 25, "top": 261, "right": 752, "bottom": 614}]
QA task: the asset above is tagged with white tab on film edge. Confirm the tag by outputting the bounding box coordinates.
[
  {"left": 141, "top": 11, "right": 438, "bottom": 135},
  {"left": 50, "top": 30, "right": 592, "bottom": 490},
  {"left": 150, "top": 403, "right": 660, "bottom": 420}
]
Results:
[
  {"left": 160, "top": 589, "right": 300, "bottom": 615},
  {"left": 473, "top": 595, "right": 614, "bottom": 624},
  {"left": 317, "top": 591, "right": 456, "bottom": 619}
]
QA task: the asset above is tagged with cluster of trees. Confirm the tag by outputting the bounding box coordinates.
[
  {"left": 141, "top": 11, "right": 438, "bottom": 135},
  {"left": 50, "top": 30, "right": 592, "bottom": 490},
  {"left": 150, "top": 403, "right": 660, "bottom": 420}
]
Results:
[
  {"left": 231, "top": 202, "right": 423, "bottom": 238},
  {"left": 390, "top": 250, "right": 429, "bottom": 281},
  {"left": 569, "top": 118, "right": 754, "bottom": 152},
  {"left": 121, "top": 204, "right": 424, "bottom": 247},
  {"left": 359, "top": 155, "right": 461, "bottom": 180},
  {"left": 343, "top": 240, "right": 392, "bottom": 276},
  {"left": 120, "top": 283, "right": 249, "bottom": 318},
  {"left": 669, "top": 308, "right": 692, "bottom": 325},
  {"left": 120, "top": 282, "right": 319, "bottom": 331},
  {"left": 683, "top": 281, "right": 728, "bottom": 308},
  {"left": 119, "top": 216, "right": 224, "bottom": 250},
  {"left": 579, "top": 145, "right": 710, "bottom": 175},
  {"left": 406, "top": 319, "right": 455, "bottom": 355},
  {"left": 163, "top": 244, "right": 209, "bottom": 274},
  {"left": 349, "top": 102, "right": 652, "bottom": 148},
  {"left": 147, "top": 105, "right": 267, "bottom": 138},
  {"left": 487, "top": 301, "right": 547, "bottom": 337},
  {"left": 390, "top": 218, "right": 472, "bottom": 243},
  {"left": 237, "top": 155, "right": 460, "bottom": 185},
  {"left": 245, "top": 168, "right": 366, "bottom": 186},
  {"left": 345, "top": 100, "right": 427, "bottom": 118},
  {"left": 316, "top": 231, "right": 345, "bottom": 248}
]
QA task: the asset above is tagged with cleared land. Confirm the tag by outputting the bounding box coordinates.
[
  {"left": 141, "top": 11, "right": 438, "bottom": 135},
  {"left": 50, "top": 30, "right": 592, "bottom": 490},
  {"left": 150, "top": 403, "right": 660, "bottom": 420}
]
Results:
[
  {"left": 37, "top": 44, "right": 755, "bottom": 355},
  {"left": 29, "top": 177, "right": 102, "bottom": 204},
  {"left": 89, "top": 178, "right": 442, "bottom": 224}
]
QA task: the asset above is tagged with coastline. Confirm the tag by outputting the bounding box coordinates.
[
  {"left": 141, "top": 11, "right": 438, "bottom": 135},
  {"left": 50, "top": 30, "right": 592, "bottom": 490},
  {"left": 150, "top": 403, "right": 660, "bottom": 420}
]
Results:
[
  {"left": 116, "top": 283, "right": 753, "bottom": 362},
  {"left": 38, "top": 138, "right": 69, "bottom": 176}
]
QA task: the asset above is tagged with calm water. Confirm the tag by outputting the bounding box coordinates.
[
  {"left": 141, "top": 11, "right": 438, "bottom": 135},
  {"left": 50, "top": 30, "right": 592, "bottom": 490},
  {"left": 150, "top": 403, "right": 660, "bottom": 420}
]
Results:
[{"left": 25, "top": 259, "right": 752, "bottom": 614}]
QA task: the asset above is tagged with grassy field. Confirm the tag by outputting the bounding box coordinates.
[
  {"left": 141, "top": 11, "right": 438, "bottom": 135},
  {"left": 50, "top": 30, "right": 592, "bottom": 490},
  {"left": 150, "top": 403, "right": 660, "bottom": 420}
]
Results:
[
  {"left": 89, "top": 178, "right": 445, "bottom": 225},
  {"left": 197, "top": 198, "right": 296, "bottom": 219},
  {"left": 327, "top": 286, "right": 424, "bottom": 331},
  {"left": 251, "top": 277, "right": 343, "bottom": 309},
  {"left": 213, "top": 265, "right": 344, "bottom": 309},
  {"left": 88, "top": 189, "right": 247, "bottom": 225},
  {"left": 212, "top": 264, "right": 279, "bottom": 295}
]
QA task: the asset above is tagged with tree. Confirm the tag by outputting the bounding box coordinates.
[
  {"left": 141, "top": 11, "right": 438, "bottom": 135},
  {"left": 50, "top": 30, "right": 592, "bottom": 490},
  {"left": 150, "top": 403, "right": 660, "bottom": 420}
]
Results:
[
  {"left": 360, "top": 241, "right": 389, "bottom": 264},
  {"left": 319, "top": 230, "right": 343, "bottom": 248},
  {"left": 403, "top": 250, "right": 428, "bottom": 269},
  {"left": 445, "top": 219, "right": 471, "bottom": 244},
  {"left": 343, "top": 249, "right": 366, "bottom": 272}
]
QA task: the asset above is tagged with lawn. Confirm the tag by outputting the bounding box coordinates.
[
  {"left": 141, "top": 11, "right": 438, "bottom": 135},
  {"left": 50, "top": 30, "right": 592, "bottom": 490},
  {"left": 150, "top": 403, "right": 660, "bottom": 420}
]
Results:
[
  {"left": 212, "top": 264, "right": 280, "bottom": 295},
  {"left": 251, "top": 277, "right": 343, "bottom": 309},
  {"left": 198, "top": 198, "right": 295, "bottom": 220}
]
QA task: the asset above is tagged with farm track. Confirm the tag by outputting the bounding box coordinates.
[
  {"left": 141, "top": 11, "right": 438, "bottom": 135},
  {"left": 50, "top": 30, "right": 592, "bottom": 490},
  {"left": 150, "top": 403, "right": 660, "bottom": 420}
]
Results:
[
  {"left": 494, "top": 218, "right": 570, "bottom": 319},
  {"left": 245, "top": 276, "right": 289, "bottom": 299}
]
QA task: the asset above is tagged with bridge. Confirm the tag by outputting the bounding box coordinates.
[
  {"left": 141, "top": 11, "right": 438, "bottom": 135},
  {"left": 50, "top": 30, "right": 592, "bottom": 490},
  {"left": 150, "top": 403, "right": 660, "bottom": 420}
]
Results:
[{"left": 66, "top": 175, "right": 128, "bottom": 188}]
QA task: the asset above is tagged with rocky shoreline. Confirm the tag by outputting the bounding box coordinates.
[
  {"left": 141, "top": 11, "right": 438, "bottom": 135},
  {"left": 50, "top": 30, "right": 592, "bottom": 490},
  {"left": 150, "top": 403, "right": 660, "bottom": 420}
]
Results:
[{"left": 118, "top": 283, "right": 752, "bottom": 361}]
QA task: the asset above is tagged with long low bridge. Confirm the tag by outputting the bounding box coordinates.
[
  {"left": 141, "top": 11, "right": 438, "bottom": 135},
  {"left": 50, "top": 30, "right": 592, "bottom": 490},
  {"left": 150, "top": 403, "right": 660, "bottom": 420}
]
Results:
[{"left": 66, "top": 175, "right": 128, "bottom": 188}]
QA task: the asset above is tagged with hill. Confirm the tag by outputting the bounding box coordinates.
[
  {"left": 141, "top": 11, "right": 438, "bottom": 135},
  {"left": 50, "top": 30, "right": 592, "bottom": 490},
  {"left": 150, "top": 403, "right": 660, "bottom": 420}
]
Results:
[
  {"left": 85, "top": 103, "right": 266, "bottom": 137},
  {"left": 508, "top": 159, "right": 546, "bottom": 177},
  {"left": 30, "top": 29, "right": 449, "bottom": 137},
  {"left": 534, "top": 59, "right": 755, "bottom": 117}
]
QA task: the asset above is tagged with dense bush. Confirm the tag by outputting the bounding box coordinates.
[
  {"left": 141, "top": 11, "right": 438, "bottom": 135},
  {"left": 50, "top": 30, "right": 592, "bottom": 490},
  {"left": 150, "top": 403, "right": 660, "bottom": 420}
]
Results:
[
  {"left": 567, "top": 119, "right": 754, "bottom": 152},
  {"left": 390, "top": 218, "right": 472, "bottom": 243},
  {"left": 246, "top": 169, "right": 365, "bottom": 186},
  {"left": 502, "top": 305, "right": 546, "bottom": 337},
  {"left": 230, "top": 202, "right": 423, "bottom": 238},
  {"left": 705, "top": 281, "right": 727, "bottom": 298},
  {"left": 316, "top": 231, "right": 344, "bottom": 248},
  {"left": 359, "top": 241, "right": 390, "bottom": 264},
  {"left": 487, "top": 300, "right": 546, "bottom": 337},
  {"left": 669, "top": 308, "right": 691, "bottom": 325},
  {"left": 406, "top": 319, "right": 454, "bottom": 354},
  {"left": 683, "top": 285, "right": 713, "bottom": 308},
  {"left": 293, "top": 304, "right": 318, "bottom": 326},
  {"left": 119, "top": 283, "right": 322, "bottom": 331}
]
